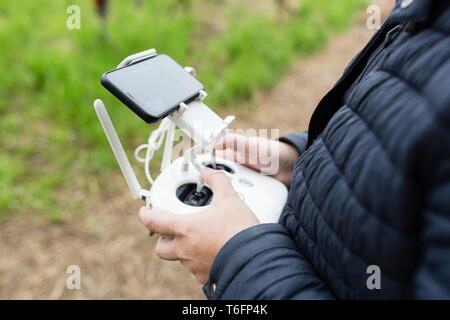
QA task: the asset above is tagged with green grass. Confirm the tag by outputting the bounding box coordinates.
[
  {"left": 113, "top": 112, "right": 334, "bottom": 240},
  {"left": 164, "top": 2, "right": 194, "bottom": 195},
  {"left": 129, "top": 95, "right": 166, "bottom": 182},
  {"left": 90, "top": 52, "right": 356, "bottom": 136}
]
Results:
[{"left": 0, "top": 0, "right": 366, "bottom": 220}]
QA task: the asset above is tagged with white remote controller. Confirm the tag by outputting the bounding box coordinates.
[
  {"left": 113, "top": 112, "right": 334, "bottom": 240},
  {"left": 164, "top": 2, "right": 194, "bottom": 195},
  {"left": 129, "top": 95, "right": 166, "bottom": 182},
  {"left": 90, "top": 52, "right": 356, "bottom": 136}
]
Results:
[
  {"left": 150, "top": 154, "right": 288, "bottom": 223},
  {"left": 93, "top": 49, "right": 288, "bottom": 228}
]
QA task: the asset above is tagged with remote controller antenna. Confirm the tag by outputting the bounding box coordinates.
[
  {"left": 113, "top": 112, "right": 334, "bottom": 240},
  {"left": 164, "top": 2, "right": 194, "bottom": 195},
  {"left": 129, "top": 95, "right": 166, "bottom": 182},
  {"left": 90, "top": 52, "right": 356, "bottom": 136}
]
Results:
[{"left": 93, "top": 99, "right": 149, "bottom": 202}]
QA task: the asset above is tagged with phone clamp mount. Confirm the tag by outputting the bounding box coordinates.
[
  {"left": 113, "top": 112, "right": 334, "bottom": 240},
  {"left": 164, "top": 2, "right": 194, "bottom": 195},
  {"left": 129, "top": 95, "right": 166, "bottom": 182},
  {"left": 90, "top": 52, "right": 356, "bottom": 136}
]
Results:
[{"left": 93, "top": 49, "right": 288, "bottom": 225}]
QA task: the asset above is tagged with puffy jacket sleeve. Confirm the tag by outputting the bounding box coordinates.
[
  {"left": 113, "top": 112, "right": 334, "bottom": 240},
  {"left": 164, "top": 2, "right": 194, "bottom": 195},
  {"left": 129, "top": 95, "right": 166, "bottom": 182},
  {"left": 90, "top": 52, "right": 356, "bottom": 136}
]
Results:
[
  {"left": 203, "top": 223, "right": 335, "bottom": 299},
  {"left": 279, "top": 131, "right": 309, "bottom": 155},
  {"left": 413, "top": 180, "right": 450, "bottom": 299}
]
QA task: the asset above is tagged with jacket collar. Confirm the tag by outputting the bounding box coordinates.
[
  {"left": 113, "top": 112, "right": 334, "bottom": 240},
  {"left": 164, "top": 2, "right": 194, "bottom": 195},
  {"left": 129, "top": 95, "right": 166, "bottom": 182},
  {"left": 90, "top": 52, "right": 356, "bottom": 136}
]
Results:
[{"left": 389, "top": 0, "right": 433, "bottom": 24}]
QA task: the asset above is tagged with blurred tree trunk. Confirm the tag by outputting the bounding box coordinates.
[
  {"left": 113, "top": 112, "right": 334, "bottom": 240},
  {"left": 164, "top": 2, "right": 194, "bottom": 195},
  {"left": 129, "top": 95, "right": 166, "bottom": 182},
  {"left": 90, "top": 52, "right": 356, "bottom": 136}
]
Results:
[{"left": 94, "top": 0, "right": 108, "bottom": 18}]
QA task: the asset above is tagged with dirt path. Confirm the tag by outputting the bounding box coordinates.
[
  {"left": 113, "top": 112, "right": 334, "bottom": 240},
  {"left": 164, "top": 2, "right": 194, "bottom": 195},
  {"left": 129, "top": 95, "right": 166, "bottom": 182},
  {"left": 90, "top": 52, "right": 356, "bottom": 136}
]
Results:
[
  {"left": 0, "top": 1, "right": 394, "bottom": 299},
  {"left": 221, "top": 0, "right": 393, "bottom": 135}
]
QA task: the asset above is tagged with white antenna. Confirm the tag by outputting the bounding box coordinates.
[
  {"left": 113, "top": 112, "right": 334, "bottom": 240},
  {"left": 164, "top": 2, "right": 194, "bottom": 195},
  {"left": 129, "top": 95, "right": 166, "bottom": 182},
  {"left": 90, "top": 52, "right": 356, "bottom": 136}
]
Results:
[{"left": 93, "top": 99, "right": 145, "bottom": 200}]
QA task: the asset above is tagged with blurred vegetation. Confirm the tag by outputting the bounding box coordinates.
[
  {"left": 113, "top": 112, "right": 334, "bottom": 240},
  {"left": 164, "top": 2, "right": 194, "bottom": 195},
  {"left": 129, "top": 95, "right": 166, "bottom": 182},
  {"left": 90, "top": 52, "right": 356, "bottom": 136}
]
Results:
[{"left": 0, "top": 0, "right": 365, "bottom": 220}]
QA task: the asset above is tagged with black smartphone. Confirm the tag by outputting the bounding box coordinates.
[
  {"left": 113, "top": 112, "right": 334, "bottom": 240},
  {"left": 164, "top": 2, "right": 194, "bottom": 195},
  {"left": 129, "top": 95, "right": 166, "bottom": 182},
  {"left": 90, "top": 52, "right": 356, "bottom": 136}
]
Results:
[{"left": 101, "top": 54, "right": 204, "bottom": 123}]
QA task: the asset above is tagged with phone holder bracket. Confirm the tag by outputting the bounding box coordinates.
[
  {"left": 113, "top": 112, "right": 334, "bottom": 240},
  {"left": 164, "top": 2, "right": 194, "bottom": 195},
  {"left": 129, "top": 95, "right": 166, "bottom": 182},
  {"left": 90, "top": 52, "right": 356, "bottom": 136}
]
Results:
[{"left": 117, "top": 48, "right": 157, "bottom": 69}]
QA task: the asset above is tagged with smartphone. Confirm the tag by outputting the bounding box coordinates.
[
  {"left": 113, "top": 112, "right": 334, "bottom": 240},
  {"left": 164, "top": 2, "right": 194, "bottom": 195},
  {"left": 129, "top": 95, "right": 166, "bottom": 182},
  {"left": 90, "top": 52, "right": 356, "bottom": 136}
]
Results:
[{"left": 101, "top": 54, "right": 204, "bottom": 123}]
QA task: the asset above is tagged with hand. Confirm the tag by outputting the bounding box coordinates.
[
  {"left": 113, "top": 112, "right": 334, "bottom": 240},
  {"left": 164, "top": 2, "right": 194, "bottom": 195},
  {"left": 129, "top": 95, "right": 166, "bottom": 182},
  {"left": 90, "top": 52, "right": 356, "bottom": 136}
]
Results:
[
  {"left": 215, "top": 133, "right": 299, "bottom": 188},
  {"left": 139, "top": 166, "right": 259, "bottom": 284}
]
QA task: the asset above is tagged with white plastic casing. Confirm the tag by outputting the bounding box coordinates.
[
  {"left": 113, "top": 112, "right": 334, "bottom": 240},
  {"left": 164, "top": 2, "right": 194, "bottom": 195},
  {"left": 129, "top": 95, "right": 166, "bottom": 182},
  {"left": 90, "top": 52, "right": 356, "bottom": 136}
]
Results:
[
  {"left": 168, "top": 98, "right": 234, "bottom": 151},
  {"left": 94, "top": 99, "right": 143, "bottom": 200},
  {"left": 149, "top": 154, "right": 288, "bottom": 224}
]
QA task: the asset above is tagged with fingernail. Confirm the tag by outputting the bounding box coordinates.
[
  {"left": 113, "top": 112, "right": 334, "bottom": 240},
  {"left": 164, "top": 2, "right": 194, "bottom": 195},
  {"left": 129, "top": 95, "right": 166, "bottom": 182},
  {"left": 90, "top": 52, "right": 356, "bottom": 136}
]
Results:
[{"left": 139, "top": 207, "right": 151, "bottom": 224}]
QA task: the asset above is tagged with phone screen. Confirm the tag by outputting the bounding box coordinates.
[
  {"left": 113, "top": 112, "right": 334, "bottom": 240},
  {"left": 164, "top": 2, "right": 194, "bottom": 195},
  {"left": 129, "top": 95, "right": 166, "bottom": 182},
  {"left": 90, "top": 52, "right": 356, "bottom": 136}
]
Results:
[{"left": 102, "top": 54, "right": 204, "bottom": 122}]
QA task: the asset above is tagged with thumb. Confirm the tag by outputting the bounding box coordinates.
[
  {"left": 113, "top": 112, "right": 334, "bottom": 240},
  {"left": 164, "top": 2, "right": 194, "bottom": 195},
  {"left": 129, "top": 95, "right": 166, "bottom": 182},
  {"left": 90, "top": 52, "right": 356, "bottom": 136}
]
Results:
[
  {"left": 201, "top": 166, "right": 235, "bottom": 199},
  {"left": 139, "top": 207, "right": 181, "bottom": 237}
]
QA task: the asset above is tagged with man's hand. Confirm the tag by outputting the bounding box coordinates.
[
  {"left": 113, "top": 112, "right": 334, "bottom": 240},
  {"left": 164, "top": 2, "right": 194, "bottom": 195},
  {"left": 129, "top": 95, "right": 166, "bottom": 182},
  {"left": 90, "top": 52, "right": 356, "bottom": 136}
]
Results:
[
  {"left": 139, "top": 166, "right": 259, "bottom": 284},
  {"left": 215, "top": 133, "right": 299, "bottom": 188}
]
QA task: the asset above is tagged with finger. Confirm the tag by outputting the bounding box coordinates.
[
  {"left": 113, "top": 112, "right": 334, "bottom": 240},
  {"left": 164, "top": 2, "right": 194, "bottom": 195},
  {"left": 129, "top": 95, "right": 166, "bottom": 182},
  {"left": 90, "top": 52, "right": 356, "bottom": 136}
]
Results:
[
  {"left": 214, "top": 133, "right": 249, "bottom": 154},
  {"left": 139, "top": 207, "right": 181, "bottom": 237},
  {"left": 215, "top": 134, "right": 250, "bottom": 165},
  {"left": 201, "top": 166, "right": 235, "bottom": 199},
  {"left": 215, "top": 141, "right": 260, "bottom": 171},
  {"left": 155, "top": 237, "right": 179, "bottom": 261},
  {"left": 215, "top": 149, "right": 238, "bottom": 163}
]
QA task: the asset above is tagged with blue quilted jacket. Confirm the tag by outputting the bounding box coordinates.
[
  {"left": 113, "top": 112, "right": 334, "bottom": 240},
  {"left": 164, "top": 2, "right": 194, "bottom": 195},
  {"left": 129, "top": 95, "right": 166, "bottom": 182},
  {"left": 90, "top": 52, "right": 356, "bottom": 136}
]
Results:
[{"left": 203, "top": 0, "right": 450, "bottom": 299}]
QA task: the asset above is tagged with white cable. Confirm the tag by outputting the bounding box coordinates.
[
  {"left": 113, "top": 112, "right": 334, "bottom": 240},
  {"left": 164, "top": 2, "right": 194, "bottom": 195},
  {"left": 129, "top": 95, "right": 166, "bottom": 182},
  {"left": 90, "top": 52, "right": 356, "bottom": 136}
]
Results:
[
  {"left": 134, "top": 118, "right": 172, "bottom": 185},
  {"left": 134, "top": 117, "right": 204, "bottom": 186}
]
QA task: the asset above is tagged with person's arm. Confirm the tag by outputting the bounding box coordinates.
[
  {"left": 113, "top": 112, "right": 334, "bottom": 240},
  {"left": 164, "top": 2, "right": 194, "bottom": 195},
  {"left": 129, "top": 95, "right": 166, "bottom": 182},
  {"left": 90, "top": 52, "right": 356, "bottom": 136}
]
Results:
[
  {"left": 138, "top": 133, "right": 325, "bottom": 298},
  {"left": 203, "top": 223, "right": 335, "bottom": 299},
  {"left": 279, "top": 131, "right": 309, "bottom": 155},
  {"left": 413, "top": 180, "right": 450, "bottom": 299},
  {"left": 138, "top": 167, "right": 335, "bottom": 299}
]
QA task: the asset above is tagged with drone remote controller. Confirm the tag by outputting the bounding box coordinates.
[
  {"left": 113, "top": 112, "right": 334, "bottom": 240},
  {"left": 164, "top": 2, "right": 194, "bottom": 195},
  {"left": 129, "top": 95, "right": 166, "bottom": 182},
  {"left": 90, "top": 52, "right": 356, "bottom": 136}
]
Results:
[
  {"left": 150, "top": 154, "right": 287, "bottom": 223},
  {"left": 94, "top": 49, "right": 288, "bottom": 229}
]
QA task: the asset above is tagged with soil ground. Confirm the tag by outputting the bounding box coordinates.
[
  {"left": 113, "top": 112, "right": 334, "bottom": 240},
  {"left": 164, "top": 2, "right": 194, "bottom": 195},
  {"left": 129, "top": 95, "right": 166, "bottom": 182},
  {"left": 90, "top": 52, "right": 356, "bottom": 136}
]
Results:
[{"left": 0, "top": 0, "right": 394, "bottom": 299}]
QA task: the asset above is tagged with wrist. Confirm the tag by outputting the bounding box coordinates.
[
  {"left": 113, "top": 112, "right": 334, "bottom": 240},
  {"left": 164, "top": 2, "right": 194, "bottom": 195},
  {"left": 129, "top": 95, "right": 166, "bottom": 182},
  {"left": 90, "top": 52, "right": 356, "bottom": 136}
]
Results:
[{"left": 276, "top": 142, "right": 299, "bottom": 187}]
